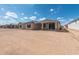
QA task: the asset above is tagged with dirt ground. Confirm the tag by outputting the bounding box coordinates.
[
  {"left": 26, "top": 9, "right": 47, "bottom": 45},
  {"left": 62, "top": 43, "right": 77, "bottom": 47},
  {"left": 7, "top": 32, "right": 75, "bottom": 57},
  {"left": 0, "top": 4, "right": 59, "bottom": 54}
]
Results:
[{"left": 0, "top": 29, "right": 79, "bottom": 55}]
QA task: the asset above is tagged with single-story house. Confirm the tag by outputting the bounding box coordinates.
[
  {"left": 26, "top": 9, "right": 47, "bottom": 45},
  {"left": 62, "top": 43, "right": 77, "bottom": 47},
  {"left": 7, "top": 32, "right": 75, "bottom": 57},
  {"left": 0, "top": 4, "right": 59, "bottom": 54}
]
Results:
[
  {"left": 18, "top": 19, "right": 61, "bottom": 30},
  {"left": 65, "top": 18, "right": 79, "bottom": 30},
  {"left": 18, "top": 21, "right": 41, "bottom": 30},
  {"left": 0, "top": 19, "right": 61, "bottom": 31},
  {"left": 40, "top": 19, "right": 61, "bottom": 30},
  {"left": 0, "top": 24, "right": 18, "bottom": 29}
]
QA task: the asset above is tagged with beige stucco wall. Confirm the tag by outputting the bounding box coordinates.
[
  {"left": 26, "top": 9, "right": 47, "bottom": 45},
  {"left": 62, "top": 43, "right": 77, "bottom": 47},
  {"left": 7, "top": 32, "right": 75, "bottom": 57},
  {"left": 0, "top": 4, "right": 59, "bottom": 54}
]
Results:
[
  {"left": 55, "top": 22, "right": 58, "bottom": 30},
  {"left": 68, "top": 20, "right": 79, "bottom": 30},
  {"left": 57, "top": 22, "right": 61, "bottom": 30},
  {"left": 77, "top": 20, "right": 79, "bottom": 24}
]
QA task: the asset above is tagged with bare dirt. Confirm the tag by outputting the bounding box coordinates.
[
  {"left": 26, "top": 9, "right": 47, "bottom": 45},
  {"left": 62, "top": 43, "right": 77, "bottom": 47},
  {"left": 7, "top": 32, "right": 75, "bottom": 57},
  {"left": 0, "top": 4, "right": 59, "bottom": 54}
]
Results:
[{"left": 0, "top": 29, "right": 79, "bottom": 55}]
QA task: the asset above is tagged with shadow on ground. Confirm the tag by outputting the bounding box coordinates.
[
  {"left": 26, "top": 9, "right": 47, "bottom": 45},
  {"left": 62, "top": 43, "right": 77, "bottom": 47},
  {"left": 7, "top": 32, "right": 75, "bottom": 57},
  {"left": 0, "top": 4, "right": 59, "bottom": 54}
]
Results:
[
  {"left": 56, "top": 29, "right": 69, "bottom": 33},
  {"left": 31, "top": 29, "right": 69, "bottom": 33}
]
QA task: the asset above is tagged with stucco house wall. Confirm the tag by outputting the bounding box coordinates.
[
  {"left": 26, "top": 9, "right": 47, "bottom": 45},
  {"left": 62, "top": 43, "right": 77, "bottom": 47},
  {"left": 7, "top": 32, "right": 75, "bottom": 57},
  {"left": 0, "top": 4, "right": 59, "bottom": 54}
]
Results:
[{"left": 68, "top": 20, "right": 79, "bottom": 30}]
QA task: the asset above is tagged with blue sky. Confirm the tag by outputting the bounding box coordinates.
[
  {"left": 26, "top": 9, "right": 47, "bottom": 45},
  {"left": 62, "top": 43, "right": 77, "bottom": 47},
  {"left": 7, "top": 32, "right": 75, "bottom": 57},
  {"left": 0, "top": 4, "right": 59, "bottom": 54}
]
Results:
[{"left": 0, "top": 4, "right": 79, "bottom": 25}]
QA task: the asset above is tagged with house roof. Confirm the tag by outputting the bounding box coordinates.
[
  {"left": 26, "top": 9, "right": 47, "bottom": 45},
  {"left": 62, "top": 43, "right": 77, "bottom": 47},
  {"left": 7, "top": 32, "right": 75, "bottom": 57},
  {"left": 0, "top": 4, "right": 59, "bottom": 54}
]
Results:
[
  {"left": 40, "top": 19, "right": 59, "bottom": 23},
  {"left": 67, "top": 18, "right": 79, "bottom": 25},
  {"left": 21, "top": 21, "right": 40, "bottom": 25},
  {"left": 18, "top": 19, "right": 60, "bottom": 25}
]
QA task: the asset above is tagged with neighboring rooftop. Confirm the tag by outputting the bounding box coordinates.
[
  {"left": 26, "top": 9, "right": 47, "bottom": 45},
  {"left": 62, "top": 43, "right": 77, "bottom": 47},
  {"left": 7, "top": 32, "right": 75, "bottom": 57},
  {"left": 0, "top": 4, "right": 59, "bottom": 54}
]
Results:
[
  {"left": 40, "top": 19, "right": 60, "bottom": 23},
  {"left": 65, "top": 18, "right": 79, "bottom": 25}
]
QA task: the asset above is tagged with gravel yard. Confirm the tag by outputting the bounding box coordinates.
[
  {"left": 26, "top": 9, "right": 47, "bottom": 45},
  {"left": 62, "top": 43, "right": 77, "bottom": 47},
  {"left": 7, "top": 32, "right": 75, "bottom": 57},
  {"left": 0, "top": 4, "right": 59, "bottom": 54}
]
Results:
[{"left": 0, "top": 29, "right": 79, "bottom": 55}]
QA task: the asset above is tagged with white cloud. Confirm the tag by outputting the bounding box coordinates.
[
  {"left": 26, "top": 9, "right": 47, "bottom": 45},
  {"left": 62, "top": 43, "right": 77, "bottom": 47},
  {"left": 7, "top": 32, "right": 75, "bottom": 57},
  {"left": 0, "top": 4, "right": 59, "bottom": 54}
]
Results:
[
  {"left": 8, "top": 18, "right": 18, "bottom": 24},
  {"left": 57, "top": 17, "right": 64, "bottom": 20},
  {"left": 2, "top": 16, "right": 18, "bottom": 24},
  {"left": 34, "top": 12, "right": 38, "bottom": 14},
  {"left": 50, "top": 8, "right": 57, "bottom": 15},
  {"left": 21, "top": 13, "right": 24, "bottom": 15},
  {"left": 39, "top": 17, "right": 46, "bottom": 21},
  {"left": 29, "top": 16, "right": 37, "bottom": 21},
  {"left": 1, "top": 8, "right": 4, "bottom": 11},
  {"left": 69, "top": 18, "right": 74, "bottom": 21},
  {"left": 23, "top": 17, "right": 28, "bottom": 19},
  {"left": 59, "top": 19, "right": 64, "bottom": 22},
  {"left": 20, "top": 18, "right": 25, "bottom": 22},
  {"left": 50, "top": 8, "right": 54, "bottom": 12},
  {"left": 6, "top": 11, "right": 18, "bottom": 18},
  {"left": 57, "top": 17, "right": 64, "bottom": 22},
  {"left": 4, "top": 16, "right": 9, "bottom": 19},
  {"left": 20, "top": 18, "right": 23, "bottom": 20}
]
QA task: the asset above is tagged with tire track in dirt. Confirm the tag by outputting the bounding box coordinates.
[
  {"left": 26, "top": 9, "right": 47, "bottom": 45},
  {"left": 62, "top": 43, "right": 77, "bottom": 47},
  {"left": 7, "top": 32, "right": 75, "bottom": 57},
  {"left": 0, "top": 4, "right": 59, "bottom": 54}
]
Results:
[{"left": 66, "top": 29, "right": 79, "bottom": 42}]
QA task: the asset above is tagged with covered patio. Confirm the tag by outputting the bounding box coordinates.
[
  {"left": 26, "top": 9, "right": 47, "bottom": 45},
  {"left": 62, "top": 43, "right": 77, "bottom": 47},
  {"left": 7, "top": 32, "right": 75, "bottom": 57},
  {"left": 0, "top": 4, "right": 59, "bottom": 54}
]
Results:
[{"left": 41, "top": 19, "right": 61, "bottom": 30}]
